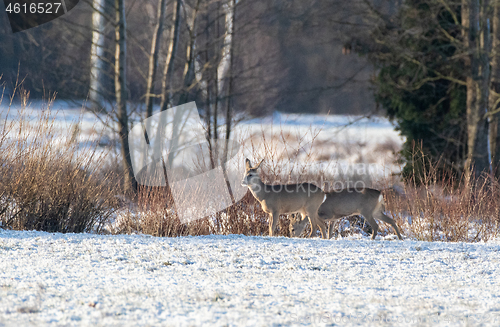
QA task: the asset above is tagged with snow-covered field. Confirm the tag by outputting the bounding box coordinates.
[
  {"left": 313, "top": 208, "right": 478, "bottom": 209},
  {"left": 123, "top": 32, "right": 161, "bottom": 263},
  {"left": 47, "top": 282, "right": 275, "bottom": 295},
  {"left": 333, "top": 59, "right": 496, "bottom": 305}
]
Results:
[{"left": 1, "top": 229, "right": 500, "bottom": 326}]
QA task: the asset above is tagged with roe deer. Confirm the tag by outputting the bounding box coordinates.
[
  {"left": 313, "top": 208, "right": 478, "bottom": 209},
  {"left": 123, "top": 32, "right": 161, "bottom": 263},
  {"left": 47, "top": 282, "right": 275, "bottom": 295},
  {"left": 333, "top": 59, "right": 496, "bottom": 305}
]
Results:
[
  {"left": 289, "top": 188, "right": 403, "bottom": 240},
  {"left": 241, "top": 158, "right": 327, "bottom": 237}
]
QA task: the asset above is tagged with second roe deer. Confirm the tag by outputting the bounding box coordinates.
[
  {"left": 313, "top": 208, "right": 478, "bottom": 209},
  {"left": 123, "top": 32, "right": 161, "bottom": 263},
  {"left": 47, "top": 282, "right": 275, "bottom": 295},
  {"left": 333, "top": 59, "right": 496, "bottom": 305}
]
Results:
[{"left": 289, "top": 188, "right": 403, "bottom": 240}]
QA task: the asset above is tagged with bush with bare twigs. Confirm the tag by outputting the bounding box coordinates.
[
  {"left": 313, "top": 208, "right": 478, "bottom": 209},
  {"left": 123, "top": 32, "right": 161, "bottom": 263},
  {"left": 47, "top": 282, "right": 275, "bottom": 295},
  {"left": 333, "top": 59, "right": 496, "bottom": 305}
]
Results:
[
  {"left": 382, "top": 151, "right": 500, "bottom": 242},
  {"left": 0, "top": 91, "right": 120, "bottom": 233}
]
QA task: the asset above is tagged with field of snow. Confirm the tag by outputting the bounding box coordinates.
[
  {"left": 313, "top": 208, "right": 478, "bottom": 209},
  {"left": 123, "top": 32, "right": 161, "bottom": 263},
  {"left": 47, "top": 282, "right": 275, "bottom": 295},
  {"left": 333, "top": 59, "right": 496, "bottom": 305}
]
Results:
[{"left": 1, "top": 229, "right": 500, "bottom": 326}]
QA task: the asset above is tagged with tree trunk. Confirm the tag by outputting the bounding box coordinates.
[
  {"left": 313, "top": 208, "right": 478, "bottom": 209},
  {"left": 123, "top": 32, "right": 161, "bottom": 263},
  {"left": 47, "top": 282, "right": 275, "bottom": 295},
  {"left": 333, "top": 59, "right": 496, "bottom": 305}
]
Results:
[
  {"left": 145, "top": 0, "right": 168, "bottom": 123},
  {"left": 222, "top": 0, "right": 237, "bottom": 204},
  {"left": 213, "top": 0, "right": 221, "bottom": 148},
  {"left": 115, "top": 0, "right": 137, "bottom": 192},
  {"left": 480, "top": 0, "right": 492, "bottom": 174},
  {"left": 202, "top": 10, "right": 215, "bottom": 169},
  {"left": 210, "top": 0, "right": 225, "bottom": 166},
  {"left": 176, "top": 0, "right": 200, "bottom": 106},
  {"left": 159, "top": 0, "right": 182, "bottom": 112},
  {"left": 89, "top": 0, "right": 108, "bottom": 112},
  {"left": 151, "top": 0, "right": 182, "bottom": 168},
  {"left": 218, "top": 0, "right": 235, "bottom": 100},
  {"left": 224, "top": 0, "right": 235, "bottom": 145},
  {"left": 463, "top": 0, "right": 489, "bottom": 178},
  {"left": 489, "top": 0, "right": 500, "bottom": 173}
]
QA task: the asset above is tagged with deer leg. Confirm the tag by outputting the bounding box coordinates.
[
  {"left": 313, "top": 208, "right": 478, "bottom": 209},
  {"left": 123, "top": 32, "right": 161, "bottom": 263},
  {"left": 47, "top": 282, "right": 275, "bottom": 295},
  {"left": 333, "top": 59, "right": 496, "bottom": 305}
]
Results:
[
  {"left": 327, "top": 221, "right": 334, "bottom": 239},
  {"left": 318, "top": 219, "right": 327, "bottom": 239},
  {"left": 306, "top": 216, "right": 316, "bottom": 237},
  {"left": 268, "top": 213, "right": 274, "bottom": 236},
  {"left": 269, "top": 211, "right": 279, "bottom": 236},
  {"left": 375, "top": 212, "right": 403, "bottom": 240},
  {"left": 362, "top": 214, "right": 379, "bottom": 240},
  {"left": 308, "top": 215, "right": 327, "bottom": 239}
]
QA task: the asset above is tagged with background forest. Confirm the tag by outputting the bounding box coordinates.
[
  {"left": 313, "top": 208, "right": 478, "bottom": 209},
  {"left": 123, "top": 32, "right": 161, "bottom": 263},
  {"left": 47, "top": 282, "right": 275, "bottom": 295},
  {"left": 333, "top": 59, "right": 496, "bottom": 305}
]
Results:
[{"left": 0, "top": 0, "right": 376, "bottom": 116}]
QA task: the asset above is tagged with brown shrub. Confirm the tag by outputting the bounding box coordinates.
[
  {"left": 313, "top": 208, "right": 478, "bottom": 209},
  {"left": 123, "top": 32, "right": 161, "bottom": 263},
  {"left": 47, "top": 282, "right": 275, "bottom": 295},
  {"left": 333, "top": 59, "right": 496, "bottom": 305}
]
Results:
[
  {"left": 0, "top": 92, "right": 120, "bottom": 233},
  {"left": 382, "top": 164, "right": 500, "bottom": 242}
]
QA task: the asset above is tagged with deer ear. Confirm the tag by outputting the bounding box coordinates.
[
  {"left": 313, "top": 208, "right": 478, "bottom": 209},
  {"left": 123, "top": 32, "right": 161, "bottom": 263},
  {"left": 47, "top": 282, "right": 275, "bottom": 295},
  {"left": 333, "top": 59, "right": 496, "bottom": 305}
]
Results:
[
  {"left": 245, "top": 158, "right": 252, "bottom": 170},
  {"left": 254, "top": 159, "right": 264, "bottom": 170}
]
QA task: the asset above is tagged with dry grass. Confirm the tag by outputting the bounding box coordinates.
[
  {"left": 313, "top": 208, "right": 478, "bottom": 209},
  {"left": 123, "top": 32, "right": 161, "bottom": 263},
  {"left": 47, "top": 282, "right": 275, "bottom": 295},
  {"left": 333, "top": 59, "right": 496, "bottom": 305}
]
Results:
[
  {"left": 114, "top": 180, "right": 291, "bottom": 237},
  {"left": 383, "top": 170, "right": 500, "bottom": 242},
  {"left": 0, "top": 90, "right": 120, "bottom": 233}
]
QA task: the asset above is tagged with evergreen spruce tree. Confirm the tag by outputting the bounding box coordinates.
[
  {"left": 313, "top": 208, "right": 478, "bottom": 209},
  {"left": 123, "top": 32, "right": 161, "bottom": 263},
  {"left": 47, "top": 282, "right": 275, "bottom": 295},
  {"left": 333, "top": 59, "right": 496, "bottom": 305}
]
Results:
[{"left": 356, "top": 0, "right": 467, "bottom": 182}]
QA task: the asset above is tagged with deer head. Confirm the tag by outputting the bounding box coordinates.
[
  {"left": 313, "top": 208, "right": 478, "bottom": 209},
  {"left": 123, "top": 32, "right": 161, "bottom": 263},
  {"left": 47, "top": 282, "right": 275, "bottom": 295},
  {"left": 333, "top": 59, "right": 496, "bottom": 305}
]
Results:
[
  {"left": 241, "top": 158, "right": 263, "bottom": 186},
  {"left": 289, "top": 213, "right": 309, "bottom": 237}
]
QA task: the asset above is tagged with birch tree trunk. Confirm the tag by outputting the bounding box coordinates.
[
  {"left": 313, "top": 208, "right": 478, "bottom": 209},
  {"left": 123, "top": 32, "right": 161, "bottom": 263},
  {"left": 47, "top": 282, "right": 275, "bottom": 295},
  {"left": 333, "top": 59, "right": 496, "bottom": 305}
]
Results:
[
  {"left": 145, "top": 0, "right": 168, "bottom": 123},
  {"left": 89, "top": 0, "right": 108, "bottom": 111},
  {"left": 159, "top": 0, "right": 182, "bottom": 112},
  {"left": 153, "top": 0, "right": 182, "bottom": 168},
  {"left": 218, "top": 0, "right": 234, "bottom": 100},
  {"left": 115, "top": 0, "right": 137, "bottom": 192}
]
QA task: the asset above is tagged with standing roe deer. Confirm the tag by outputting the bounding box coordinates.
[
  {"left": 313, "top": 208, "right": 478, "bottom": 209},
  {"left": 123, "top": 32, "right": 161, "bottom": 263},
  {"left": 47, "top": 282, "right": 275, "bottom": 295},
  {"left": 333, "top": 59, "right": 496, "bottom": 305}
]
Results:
[
  {"left": 241, "top": 158, "right": 327, "bottom": 237},
  {"left": 289, "top": 188, "right": 403, "bottom": 240}
]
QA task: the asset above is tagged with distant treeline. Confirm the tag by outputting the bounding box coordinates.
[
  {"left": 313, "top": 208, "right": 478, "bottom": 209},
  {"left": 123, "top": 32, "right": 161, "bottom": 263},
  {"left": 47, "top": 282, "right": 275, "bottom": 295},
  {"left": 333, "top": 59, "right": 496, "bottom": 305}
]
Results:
[{"left": 0, "top": 0, "right": 379, "bottom": 116}]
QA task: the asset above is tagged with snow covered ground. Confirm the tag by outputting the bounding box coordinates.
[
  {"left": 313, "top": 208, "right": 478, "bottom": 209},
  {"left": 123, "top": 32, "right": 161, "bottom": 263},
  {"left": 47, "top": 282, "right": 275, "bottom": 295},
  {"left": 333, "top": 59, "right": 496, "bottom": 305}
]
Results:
[{"left": 1, "top": 229, "right": 500, "bottom": 326}]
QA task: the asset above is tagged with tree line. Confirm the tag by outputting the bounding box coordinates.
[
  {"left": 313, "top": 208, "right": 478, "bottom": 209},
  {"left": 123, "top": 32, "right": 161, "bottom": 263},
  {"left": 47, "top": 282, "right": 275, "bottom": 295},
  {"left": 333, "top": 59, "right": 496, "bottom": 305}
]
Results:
[
  {"left": 0, "top": 0, "right": 384, "bottom": 192},
  {"left": 0, "top": 0, "right": 376, "bottom": 115}
]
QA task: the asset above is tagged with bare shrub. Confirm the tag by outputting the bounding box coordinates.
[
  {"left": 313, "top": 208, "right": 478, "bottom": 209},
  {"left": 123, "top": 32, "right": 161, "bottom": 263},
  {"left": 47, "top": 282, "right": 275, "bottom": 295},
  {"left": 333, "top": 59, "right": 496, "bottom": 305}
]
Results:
[
  {"left": 328, "top": 216, "right": 373, "bottom": 239},
  {"left": 0, "top": 92, "right": 120, "bottom": 233},
  {"left": 117, "top": 181, "right": 279, "bottom": 237},
  {"left": 383, "top": 153, "right": 500, "bottom": 242},
  {"left": 113, "top": 185, "right": 210, "bottom": 237}
]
